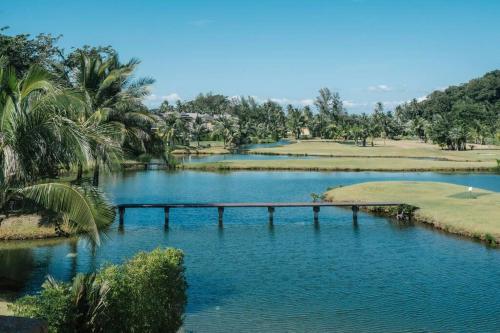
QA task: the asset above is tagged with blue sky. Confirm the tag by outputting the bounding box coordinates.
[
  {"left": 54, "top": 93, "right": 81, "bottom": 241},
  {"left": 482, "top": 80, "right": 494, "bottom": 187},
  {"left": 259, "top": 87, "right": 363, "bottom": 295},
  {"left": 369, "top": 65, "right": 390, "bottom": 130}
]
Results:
[{"left": 2, "top": 0, "right": 500, "bottom": 112}]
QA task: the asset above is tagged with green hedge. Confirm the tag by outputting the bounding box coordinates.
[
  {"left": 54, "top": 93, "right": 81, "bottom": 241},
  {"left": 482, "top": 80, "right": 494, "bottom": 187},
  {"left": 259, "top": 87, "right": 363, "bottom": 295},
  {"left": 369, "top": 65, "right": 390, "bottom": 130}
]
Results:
[{"left": 11, "top": 247, "right": 187, "bottom": 333}]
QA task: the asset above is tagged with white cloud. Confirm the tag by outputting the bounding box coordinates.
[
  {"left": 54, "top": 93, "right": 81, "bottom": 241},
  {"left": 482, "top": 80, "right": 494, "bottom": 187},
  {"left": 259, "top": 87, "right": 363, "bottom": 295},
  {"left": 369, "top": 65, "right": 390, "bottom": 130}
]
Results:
[
  {"left": 343, "top": 100, "right": 369, "bottom": 108},
  {"left": 416, "top": 95, "right": 428, "bottom": 102},
  {"left": 299, "top": 99, "right": 315, "bottom": 106},
  {"left": 380, "top": 100, "right": 405, "bottom": 107},
  {"left": 368, "top": 84, "right": 392, "bottom": 92},
  {"left": 144, "top": 92, "right": 181, "bottom": 106},
  {"left": 162, "top": 93, "right": 181, "bottom": 103}
]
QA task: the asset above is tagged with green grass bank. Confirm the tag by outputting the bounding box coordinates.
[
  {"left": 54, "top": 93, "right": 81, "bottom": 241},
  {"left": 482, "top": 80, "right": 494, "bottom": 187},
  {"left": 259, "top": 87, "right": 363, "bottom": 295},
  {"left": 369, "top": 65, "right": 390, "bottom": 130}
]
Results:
[
  {"left": 181, "top": 158, "right": 497, "bottom": 172},
  {"left": 324, "top": 181, "right": 500, "bottom": 245},
  {"left": 251, "top": 139, "right": 500, "bottom": 162}
]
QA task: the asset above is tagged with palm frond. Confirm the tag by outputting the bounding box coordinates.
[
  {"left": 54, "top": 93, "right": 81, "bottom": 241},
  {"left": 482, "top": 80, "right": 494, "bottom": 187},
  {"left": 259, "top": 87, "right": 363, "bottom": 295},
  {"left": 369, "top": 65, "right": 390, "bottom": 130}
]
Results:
[{"left": 18, "top": 183, "right": 115, "bottom": 245}]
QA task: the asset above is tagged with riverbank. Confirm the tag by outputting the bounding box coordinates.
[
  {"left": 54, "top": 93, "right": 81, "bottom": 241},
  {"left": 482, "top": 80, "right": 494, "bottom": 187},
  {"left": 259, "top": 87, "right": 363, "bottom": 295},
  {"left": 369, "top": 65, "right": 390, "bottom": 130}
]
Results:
[
  {"left": 0, "top": 214, "right": 70, "bottom": 241},
  {"left": 250, "top": 139, "right": 500, "bottom": 162},
  {"left": 0, "top": 293, "right": 14, "bottom": 316},
  {"left": 324, "top": 181, "right": 500, "bottom": 246},
  {"left": 180, "top": 157, "right": 497, "bottom": 172}
]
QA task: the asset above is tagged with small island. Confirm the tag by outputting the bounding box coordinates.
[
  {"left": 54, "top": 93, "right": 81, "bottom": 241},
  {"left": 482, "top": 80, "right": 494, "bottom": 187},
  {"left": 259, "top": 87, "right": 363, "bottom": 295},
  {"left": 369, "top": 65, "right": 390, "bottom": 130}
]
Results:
[{"left": 325, "top": 181, "right": 500, "bottom": 246}]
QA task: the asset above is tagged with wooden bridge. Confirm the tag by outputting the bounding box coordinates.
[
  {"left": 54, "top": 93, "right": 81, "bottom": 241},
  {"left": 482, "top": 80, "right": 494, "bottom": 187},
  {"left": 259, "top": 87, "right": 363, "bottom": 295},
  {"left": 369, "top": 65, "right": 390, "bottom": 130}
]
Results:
[
  {"left": 116, "top": 201, "right": 403, "bottom": 228},
  {"left": 121, "top": 162, "right": 169, "bottom": 170}
]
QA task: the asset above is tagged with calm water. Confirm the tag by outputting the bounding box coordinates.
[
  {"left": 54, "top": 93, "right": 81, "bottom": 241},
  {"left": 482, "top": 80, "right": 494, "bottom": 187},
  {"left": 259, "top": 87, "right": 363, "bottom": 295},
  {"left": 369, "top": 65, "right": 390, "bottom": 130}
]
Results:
[{"left": 1, "top": 170, "right": 500, "bottom": 332}]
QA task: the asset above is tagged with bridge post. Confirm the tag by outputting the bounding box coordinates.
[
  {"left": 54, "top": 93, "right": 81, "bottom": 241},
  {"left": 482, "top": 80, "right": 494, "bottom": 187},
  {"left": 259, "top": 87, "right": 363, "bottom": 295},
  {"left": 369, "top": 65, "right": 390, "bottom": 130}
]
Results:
[
  {"left": 118, "top": 207, "right": 125, "bottom": 226},
  {"left": 218, "top": 207, "right": 224, "bottom": 227},
  {"left": 164, "top": 207, "right": 170, "bottom": 229},
  {"left": 313, "top": 206, "right": 320, "bottom": 223},
  {"left": 352, "top": 205, "right": 359, "bottom": 224},
  {"left": 268, "top": 207, "right": 275, "bottom": 225}
]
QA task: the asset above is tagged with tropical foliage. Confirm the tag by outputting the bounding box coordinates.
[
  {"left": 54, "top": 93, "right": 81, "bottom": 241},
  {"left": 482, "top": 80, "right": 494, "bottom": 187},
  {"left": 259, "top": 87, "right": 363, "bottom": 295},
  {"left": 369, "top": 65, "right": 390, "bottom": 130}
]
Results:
[
  {"left": 0, "top": 56, "right": 114, "bottom": 244},
  {"left": 12, "top": 247, "right": 187, "bottom": 333},
  {"left": 396, "top": 70, "right": 500, "bottom": 149}
]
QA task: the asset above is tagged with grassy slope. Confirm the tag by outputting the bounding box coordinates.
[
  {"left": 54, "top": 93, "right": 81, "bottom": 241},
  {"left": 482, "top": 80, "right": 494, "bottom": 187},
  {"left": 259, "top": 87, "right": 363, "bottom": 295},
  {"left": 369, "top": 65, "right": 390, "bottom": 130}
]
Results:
[
  {"left": 324, "top": 181, "right": 500, "bottom": 244},
  {"left": 251, "top": 139, "right": 500, "bottom": 162},
  {"left": 182, "top": 158, "right": 496, "bottom": 171}
]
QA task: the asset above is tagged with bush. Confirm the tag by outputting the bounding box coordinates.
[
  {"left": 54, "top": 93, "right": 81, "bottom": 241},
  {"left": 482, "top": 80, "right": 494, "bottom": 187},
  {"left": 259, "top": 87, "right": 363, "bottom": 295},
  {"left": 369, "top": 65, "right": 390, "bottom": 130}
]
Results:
[
  {"left": 99, "top": 248, "right": 187, "bottom": 332},
  {"left": 12, "top": 247, "right": 187, "bottom": 333},
  {"left": 137, "top": 153, "right": 153, "bottom": 163},
  {"left": 11, "top": 276, "right": 72, "bottom": 332}
]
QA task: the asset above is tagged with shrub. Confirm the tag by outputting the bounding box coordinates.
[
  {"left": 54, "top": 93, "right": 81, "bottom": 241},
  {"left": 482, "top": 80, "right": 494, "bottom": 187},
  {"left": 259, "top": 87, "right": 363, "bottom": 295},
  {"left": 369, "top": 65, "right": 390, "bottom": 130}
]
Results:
[
  {"left": 484, "top": 233, "right": 497, "bottom": 247},
  {"left": 137, "top": 153, "right": 153, "bottom": 163},
  {"left": 12, "top": 247, "right": 187, "bottom": 333},
  {"left": 163, "top": 150, "right": 179, "bottom": 168},
  {"left": 99, "top": 247, "right": 187, "bottom": 333},
  {"left": 11, "top": 276, "right": 72, "bottom": 332}
]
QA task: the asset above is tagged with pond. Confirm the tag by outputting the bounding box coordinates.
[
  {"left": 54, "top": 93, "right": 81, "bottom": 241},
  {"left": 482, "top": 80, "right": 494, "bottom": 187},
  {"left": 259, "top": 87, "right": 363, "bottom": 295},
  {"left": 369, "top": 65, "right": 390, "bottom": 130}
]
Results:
[{"left": 1, "top": 170, "right": 500, "bottom": 332}]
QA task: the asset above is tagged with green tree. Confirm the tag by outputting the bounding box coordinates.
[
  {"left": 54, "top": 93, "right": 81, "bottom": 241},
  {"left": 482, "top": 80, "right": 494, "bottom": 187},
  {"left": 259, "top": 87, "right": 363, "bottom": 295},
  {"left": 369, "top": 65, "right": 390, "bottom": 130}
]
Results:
[
  {"left": 191, "top": 115, "right": 208, "bottom": 146},
  {"left": 286, "top": 105, "right": 306, "bottom": 139},
  {"left": 71, "top": 51, "right": 154, "bottom": 185},
  {"left": 0, "top": 60, "right": 114, "bottom": 245}
]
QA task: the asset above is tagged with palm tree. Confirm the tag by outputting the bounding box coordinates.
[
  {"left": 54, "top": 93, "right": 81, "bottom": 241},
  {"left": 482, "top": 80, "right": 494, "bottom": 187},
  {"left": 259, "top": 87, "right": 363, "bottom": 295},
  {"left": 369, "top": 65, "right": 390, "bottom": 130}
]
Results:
[
  {"left": 71, "top": 52, "right": 155, "bottom": 186},
  {"left": 0, "top": 59, "right": 114, "bottom": 245},
  {"left": 214, "top": 115, "right": 239, "bottom": 148},
  {"left": 191, "top": 115, "right": 208, "bottom": 147},
  {"left": 156, "top": 112, "right": 190, "bottom": 149},
  {"left": 286, "top": 105, "right": 306, "bottom": 139}
]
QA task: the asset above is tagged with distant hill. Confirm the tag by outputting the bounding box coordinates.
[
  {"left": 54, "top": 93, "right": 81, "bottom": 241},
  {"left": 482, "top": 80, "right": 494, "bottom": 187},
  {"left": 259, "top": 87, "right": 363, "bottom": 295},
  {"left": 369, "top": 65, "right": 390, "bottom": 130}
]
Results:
[{"left": 396, "top": 70, "right": 500, "bottom": 149}]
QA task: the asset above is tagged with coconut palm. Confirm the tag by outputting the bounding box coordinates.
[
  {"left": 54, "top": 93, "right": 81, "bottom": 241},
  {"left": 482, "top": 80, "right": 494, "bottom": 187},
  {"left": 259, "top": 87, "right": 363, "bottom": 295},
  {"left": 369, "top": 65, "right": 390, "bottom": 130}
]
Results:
[
  {"left": 156, "top": 112, "right": 183, "bottom": 148},
  {"left": 70, "top": 52, "right": 155, "bottom": 185},
  {"left": 191, "top": 115, "right": 208, "bottom": 147},
  {"left": 0, "top": 59, "right": 114, "bottom": 245},
  {"left": 214, "top": 115, "right": 239, "bottom": 148}
]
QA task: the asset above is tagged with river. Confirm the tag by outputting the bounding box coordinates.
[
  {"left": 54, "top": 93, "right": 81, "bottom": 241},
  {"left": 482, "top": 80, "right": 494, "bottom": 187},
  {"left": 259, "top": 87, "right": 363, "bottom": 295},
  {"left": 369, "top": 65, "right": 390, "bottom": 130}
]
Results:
[{"left": 1, "top": 170, "right": 499, "bottom": 332}]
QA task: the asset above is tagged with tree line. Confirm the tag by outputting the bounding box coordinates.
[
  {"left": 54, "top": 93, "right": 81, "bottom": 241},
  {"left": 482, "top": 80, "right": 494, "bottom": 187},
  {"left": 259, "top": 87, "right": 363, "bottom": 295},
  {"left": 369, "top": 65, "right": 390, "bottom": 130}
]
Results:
[
  {"left": 395, "top": 70, "right": 500, "bottom": 150},
  {"left": 152, "top": 73, "right": 500, "bottom": 150}
]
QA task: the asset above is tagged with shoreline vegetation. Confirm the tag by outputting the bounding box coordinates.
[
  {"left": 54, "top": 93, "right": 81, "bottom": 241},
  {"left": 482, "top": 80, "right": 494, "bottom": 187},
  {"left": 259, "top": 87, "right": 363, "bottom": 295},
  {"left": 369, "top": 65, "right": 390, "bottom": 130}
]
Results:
[
  {"left": 180, "top": 139, "right": 500, "bottom": 172},
  {"left": 324, "top": 181, "right": 500, "bottom": 246},
  {"left": 181, "top": 158, "right": 497, "bottom": 172}
]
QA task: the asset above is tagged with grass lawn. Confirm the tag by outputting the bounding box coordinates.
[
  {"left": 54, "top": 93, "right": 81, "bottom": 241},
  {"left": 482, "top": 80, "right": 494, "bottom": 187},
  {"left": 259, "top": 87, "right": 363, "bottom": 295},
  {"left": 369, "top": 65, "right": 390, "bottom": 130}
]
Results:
[
  {"left": 172, "top": 141, "right": 230, "bottom": 155},
  {"left": 181, "top": 157, "right": 497, "bottom": 172},
  {"left": 324, "top": 181, "right": 500, "bottom": 245},
  {"left": 0, "top": 214, "right": 67, "bottom": 241},
  {"left": 251, "top": 139, "right": 500, "bottom": 162},
  {"left": 0, "top": 293, "right": 14, "bottom": 316}
]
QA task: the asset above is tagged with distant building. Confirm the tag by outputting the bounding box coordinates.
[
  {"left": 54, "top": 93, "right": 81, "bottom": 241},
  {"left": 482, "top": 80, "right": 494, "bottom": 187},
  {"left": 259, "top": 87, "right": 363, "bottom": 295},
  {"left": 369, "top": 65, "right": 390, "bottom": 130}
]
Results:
[{"left": 300, "top": 127, "right": 311, "bottom": 137}]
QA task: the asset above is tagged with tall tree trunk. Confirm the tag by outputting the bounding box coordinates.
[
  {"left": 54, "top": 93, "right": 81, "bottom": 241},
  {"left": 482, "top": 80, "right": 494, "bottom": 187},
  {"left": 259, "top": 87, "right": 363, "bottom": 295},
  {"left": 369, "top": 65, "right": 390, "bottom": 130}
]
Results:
[
  {"left": 76, "top": 163, "right": 83, "bottom": 183},
  {"left": 92, "top": 161, "right": 99, "bottom": 187}
]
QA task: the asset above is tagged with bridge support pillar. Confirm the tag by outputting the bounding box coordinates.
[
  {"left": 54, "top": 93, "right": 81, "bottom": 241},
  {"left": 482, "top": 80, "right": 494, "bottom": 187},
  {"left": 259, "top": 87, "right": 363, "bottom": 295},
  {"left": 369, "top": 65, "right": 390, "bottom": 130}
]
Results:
[
  {"left": 164, "top": 207, "right": 170, "bottom": 229},
  {"left": 313, "top": 206, "right": 320, "bottom": 223},
  {"left": 268, "top": 207, "right": 275, "bottom": 225},
  {"left": 218, "top": 207, "right": 224, "bottom": 227},
  {"left": 118, "top": 207, "right": 125, "bottom": 226},
  {"left": 352, "top": 205, "right": 359, "bottom": 224}
]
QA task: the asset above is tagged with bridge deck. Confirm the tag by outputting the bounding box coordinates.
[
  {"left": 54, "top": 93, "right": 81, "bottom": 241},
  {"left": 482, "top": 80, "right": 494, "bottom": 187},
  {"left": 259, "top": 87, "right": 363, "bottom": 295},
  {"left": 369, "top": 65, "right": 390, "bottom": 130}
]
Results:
[{"left": 116, "top": 202, "right": 402, "bottom": 209}]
